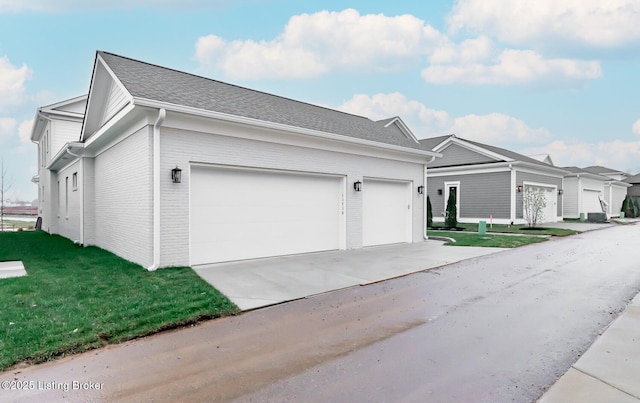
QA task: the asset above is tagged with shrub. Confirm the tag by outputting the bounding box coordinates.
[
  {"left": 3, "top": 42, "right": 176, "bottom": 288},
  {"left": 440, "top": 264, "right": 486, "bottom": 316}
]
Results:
[
  {"left": 427, "top": 195, "right": 433, "bottom": 227},
  {"left": 445, "top": 192, "right": 457, "bottom": 228},
  {"left": 633, "top": 197, "right": 640, "bottom": 218},
  {"left": 621, "top": 195, "right": 636, "bottom": 218},
  {"left": 523, "top": 187, "right": 546, "bottom": 228}
]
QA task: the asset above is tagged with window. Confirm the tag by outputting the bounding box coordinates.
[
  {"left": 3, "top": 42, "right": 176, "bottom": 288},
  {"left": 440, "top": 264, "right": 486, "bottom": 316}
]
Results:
[
  {"left": 72, "top": 172, "right": 78, "bottom": 191},
  {"left": 65, "top": 177, "right": 69, "bottom": 218}
]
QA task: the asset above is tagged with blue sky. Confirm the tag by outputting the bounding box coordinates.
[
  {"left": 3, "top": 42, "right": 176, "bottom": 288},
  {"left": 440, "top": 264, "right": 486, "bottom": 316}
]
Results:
[{"left": 1, "top": 0, "right": 640, "bottom": 202}]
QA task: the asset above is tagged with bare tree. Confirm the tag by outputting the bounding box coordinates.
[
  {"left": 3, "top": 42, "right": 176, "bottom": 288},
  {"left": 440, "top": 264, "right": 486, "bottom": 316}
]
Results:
[
  {"left": 523, "top": 187, "right": 546, "bottom": 228},
  {"left": 1, "top": 158, "right": 15, "bottom": 232}
]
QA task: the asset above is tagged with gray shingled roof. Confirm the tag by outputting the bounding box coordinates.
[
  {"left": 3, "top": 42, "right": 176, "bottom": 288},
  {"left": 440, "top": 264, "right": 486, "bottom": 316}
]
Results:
[
  {"left": 98, "top": 51, "right": 426, "bottom": 151},
  {"left": 582, "top": 165, "right": 627, "bottom": 175},
  {"left": 624, "top": 173, "right": 640, "bottom": 184},
  {"left": 419, "top": 134, "right": 556, "bottom": 169}
]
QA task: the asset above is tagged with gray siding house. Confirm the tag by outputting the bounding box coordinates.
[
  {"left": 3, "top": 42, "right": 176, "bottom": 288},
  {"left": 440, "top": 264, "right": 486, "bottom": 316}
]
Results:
[
  {"left": 31, "top": 51, "right": 439, "bottom": 269},
  {"left": 624, "top": 173, "right": 640, "bottom": 199},
  {"left": 421, "top": 135, "right": 569, "bottom": 225}
]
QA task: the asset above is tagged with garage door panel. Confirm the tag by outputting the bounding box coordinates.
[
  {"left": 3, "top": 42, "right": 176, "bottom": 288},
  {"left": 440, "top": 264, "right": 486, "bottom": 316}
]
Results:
[
  {"left": 363, "top": 179, "right": 411, "bottom": 247},
  {"left": 524, "top": 184, "right": 557, "bottom": 223},
  {"left": 191, "top": 166, "right": 343, "bottom": 265}
]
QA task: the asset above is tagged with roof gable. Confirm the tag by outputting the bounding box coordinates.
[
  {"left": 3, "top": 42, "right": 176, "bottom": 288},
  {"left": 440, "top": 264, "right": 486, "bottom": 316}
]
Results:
[
  {"left": 31, "top": 95, "right": 87, "bottom": 142},
  {"left": 95, "top": 51, "right": 425, "bottom": 151}
]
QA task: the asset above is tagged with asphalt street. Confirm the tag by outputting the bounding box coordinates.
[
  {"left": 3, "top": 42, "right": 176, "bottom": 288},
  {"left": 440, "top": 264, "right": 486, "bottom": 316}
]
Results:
[{"left": 1, "top": 224, "right": 639, "bottom": 402}]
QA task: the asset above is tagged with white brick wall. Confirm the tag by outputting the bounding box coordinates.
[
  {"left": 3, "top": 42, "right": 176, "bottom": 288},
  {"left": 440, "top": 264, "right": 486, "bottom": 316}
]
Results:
[
  {"left": 54, "top": 161, "right": 81, "bottom": 242},
  {"left": 158, "top": 124, "right": 425, "bottom": 267},
  {"left": 93, "top": 126, "right": 153, "bottom": 267}
]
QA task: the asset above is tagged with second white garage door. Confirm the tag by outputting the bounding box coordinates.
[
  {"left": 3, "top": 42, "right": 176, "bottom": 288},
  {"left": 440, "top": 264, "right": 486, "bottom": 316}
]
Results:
[
  {"left": 362, "top": 179, "right": 412, "bottom": 247},
  {"left": 582, "top": 189, "right": 604, "bottom": 214},
  {"left": 190, "top": 165, "right": 344, "bottom": 265}
]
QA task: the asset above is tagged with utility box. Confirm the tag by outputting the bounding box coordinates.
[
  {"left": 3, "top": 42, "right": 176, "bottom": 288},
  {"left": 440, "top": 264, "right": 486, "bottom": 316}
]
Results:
[
  {"left": 478, "top": 220, "right": 486, "bottom": 235},
  {"left": 587, "top": 212, "right": 607, "bottom": 223},
  {"left": 579, "top": 213, "right": 586, "bottom": 222}
]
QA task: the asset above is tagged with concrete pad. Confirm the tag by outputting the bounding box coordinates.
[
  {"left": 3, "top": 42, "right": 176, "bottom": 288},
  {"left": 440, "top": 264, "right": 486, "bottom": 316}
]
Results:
[
  {"left": 0, "top": 261, "right": 27, "bottom": 279},
  {"left": 542, "top": 222, "right": 615, "bottom": 232},
  {"left": 539, "top": 368, "right": 639, "bottom": 403},
  {"left": 194, "top": 241, "right": 505, "bottom": 310},
  {"left": 571, "top": 305, "right": 640, "bottom": 399}
]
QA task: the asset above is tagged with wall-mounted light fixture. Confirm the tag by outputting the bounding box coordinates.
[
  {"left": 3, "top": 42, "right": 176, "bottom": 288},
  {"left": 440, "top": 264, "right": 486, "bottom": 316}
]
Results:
[
  {"left": 437, "top": 189, "right": 442, "bottom": 195},
  {"left": 517, "top": 185, "right": 523, "bottom": 193},
  {"left": 171, "top": 166, "right": 182, "bottom": 183},
  {"left": 353, "top": 180, "right": 362, "bottom": 192},
  {"left": 558, "top": 188, "right": 563, "bottom": 195},
  {"left": 418, "top": 185, "right": 424, "bottom": 194}
]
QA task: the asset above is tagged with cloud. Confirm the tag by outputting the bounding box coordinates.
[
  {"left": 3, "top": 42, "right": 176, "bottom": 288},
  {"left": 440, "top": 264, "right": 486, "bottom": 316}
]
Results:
[
  {"left": 17, "top": 119, "right": 34, "bottom": 151},
  {"left": 195, "top": 8, "right": 446, "bottom": 79},
  {"left": 448, "top": 0, "right": 640, "bottom": 49},
  {"left": 525, "top": 139, "right": 640, "bottom": 173},
  {"left": 423, "top": 46, "right": 602, "bottom": 86},
  {"left": 0, "top": 117, "right": 16, "bottom": 141},
  {"left": 0, "top": 0, "right": 226, "bottom": 12},
  {"left": 337, "top": 92, "right": 549, "bottom": 144},
  {"left": 633, "top": 119, "right": 640, "bottom": 136},
  {"left": 0, "top": 56, "right": 31, "bottom": 107}
]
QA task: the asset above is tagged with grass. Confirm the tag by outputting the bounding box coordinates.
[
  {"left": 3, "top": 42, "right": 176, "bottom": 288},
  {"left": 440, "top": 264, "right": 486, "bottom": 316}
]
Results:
[
  {"left": 430, "top": 222, "right": 579, "bottom": 237},
  {"left": 428, "top": 230, "right": 549, "bottom": 248},
  {"left": 0, "top": 231, "right": 239, "bottom": 371}
]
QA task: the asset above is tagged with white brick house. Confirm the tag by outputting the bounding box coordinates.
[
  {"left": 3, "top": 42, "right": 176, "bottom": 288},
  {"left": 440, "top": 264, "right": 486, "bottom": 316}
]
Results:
[{"left": 31, "top": 51, "right": 439, "bottom": 270}]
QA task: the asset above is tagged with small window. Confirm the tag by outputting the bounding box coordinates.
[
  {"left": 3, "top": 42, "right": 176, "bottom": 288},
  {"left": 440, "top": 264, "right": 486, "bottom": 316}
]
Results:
[{"left": 72, "top": 172, "right": 78, "bottom": 191}]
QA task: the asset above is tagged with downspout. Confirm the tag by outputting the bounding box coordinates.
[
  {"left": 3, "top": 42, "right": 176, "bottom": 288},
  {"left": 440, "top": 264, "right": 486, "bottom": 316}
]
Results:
[
  {"left": 66, "top": 146, "right": 84, "bottom": 245},
  {"left": 148, "top": 108, "right": 166, "bottom": 271},
  {"left": 424, "top": 155, "right": 437, "bottom": 240}
]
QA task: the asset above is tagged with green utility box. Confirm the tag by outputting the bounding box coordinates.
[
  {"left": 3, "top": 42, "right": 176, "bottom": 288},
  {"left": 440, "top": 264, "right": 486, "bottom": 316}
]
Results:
[
  {"left": 620, "top": 212, "right": 625, "bottom": 219},
  {"left": 478, "top": 220, "right": 486, "bottom": 235},
  {"left": 579, "top": 213, "right": 586, "bottom": 222}
]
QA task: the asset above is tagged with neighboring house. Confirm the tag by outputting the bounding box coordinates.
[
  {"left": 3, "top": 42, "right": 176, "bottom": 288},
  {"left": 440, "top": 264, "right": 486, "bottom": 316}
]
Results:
[
  {"left": 31, "top": 51, "right": 439, "bottom": 270},
  {"left": 528, "top": 154, "right": 555, "bottom": 166},
  {"left": 30, "top": 95, "right": 88, "bottom": 237},
  {"left": 420, "top": 135, "right": 568, "bottom": 225},
  {"left": 624, "top": 173, "right": 640, "bottom": 200},
  {"left": 581, "top": 165, "right": 631, "bottom": 216}
]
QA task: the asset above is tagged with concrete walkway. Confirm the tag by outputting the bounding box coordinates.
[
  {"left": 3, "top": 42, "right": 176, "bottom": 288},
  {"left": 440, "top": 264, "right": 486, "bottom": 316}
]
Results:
[
  {"left": 193, "top": 241, "right": 505, "bottom": 310},
  {"left": 539, "top": 292, "right": 640, "bottom": 402},
  {"left": 0, "top": 261, "right": 27, "bottom": 279}
]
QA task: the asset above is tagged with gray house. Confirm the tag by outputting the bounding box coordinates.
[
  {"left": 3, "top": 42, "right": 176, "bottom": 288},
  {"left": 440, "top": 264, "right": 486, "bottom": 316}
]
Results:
[
  {"left": 31, "top": 51, "right": 439, "bottom": 269},
  {"left": 421, "top": 135, "right": 569, "bottom": 225},
  {"left": 624, "top": 173, "right": 640, "bottom": 200}
]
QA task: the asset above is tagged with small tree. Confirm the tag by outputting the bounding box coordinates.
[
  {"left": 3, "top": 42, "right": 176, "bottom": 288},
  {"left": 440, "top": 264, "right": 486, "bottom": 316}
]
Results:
[
  {"left": 621, "top": 195, "right": 635, "bottom": 218},
  {"left": 426, "top": 195, "right": 433, "bottom": 228},
  {"left": 0, "top": 158, "right": 14, "bottom": 232},
  {"left": 633, "top": 197, "right": 640, "bottom": 218},
  {"left": 445, "top": 192, "right": 457, "bottom": 228},
  {"left": 523, "top": 187, "right": 546, "bottom": 228}
]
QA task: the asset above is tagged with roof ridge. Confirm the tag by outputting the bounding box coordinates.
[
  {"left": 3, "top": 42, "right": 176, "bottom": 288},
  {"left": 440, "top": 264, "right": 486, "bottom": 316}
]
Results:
[{"left": 98, "top": 50, "right": 373, "bottom": 123}]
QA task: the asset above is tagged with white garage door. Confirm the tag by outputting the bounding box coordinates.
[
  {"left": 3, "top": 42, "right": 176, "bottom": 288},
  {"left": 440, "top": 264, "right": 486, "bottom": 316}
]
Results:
[
  {"left": 363, "top": 179, "right": 411, "bottom": 246},
  {"left": 582, "top": 189, "right": 604, "bottom": 214},
  {"left": 190, "top": 165, "right": 344, "bottom": 265},
  {"left": 524, "top": 184, "right": 558, "bottom": 223}
]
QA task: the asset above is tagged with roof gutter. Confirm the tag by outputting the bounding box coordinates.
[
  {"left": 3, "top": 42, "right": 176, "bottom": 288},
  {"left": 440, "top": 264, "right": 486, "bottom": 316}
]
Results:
[
  {"left": 147, "top": 108, "right": 166, "bottom": 271},
  {"left": 132, "top": 97, "right": 440, "bottom": 160}
]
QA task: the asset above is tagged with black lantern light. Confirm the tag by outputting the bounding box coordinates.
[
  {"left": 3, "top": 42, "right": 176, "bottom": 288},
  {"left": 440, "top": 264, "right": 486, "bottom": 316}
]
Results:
[
  {"left": 171, "top": 166, "right": 182, "bottom": 183},
  {"left": 558, "top": 188, "right": 563, "bottom": 195},
  {"left": 354, "top": 180, "right": 362, "bottom": 192},
  {"left": 418, "top": 185, "right": 424, "bottom": 194},
  {"left": 517, "top": 185, "right": 523, "bottom": 193}
]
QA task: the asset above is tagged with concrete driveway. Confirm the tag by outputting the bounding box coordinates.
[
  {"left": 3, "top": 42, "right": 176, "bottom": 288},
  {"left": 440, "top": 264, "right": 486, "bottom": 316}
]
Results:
[{"left": 193, "top": 240, "right": 505, "bottom": 310}]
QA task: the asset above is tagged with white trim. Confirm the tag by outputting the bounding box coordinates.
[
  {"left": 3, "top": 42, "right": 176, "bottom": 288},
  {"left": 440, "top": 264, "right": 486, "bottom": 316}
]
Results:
[
  {"left": 148, "top": 108, "right": 165, "bottom": 271},
  {"left": 443, "top": 181, "right": 460, "bottom": 221},
  {"left": 382, "top": 117, "right": 420, "bottom": 144},
  {"left": 510, "top": 165, "right": 516, "bottom": 223},
  {"left": 428, "top": 164, "right": 512, "bottom": 176},
  {"left": 433, "top": 137, "right": 511, "bottom": 162},
  {"left": 133, "top": 98, "right": 439, "bottom": 160}
]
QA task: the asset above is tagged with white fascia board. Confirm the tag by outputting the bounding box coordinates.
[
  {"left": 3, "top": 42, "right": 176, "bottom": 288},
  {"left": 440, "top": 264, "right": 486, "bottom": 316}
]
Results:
[
  {"left": 564, "top": 171, "right": 609, "bottom": 181},
  {"left": 81, "top": 55, "right": 133, "bottom": 141},
  {"left": 40, "top": 95, "right": 87, "bottom": 115},
  {"left": 83, "top": 103, "right": 136, "bottom": 151},
  {"left": 133, "top": 97, "right": 441, "bottom": 160},
  {"left": 46, "top": 142, "right": 84, "bottom": 172},
  {"left": 512, "top": 161, "right": 569, "bottom": 177},
  {"left": 426, "top": 162, "right": 512, "bottom": 176},
  {"left": 433, "top": 137, "right": 511, "bottom": 162},
  {"left": 383, "top": 117, "right": 420, "bottom": 144}
]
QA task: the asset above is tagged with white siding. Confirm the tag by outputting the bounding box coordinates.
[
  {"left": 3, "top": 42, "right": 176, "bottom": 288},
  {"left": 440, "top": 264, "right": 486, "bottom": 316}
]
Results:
[
  {"left": 94, "top": 126, "right": 153, "bottom": 267},
  {"left": 51, "top": 120, "right": 82, "bottom": 156},
  {"left": 54, "top": 161, "right": 81, "bottom": 242},
  {"left": 605, "top": 183, "right": 628, "bottom": 217},
  {"left": 100, "top": 80, "right": 128, "bottom": 127},
  {"left": 563, "top": 177, "right": 579, "bottom": 218},
  {"left": 158, "top": 124, "right": 425, "bottom": 267}
]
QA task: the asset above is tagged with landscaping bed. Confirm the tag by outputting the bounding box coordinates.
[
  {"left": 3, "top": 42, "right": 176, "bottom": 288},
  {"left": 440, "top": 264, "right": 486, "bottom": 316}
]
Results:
[{"left": 0, "top": 231, "right": 239, "bottom": 371}]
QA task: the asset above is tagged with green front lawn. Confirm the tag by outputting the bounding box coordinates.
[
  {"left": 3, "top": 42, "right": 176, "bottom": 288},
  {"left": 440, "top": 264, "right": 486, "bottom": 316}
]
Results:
[
  {"left": 428, "top": 230, "right": 549, "bottom": 248},
  {"left": 429, "top": 222, "right": 579, "bottom": 237},
  {"left": 0, "top": 231, "right": 239, "bottom": 371}
]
